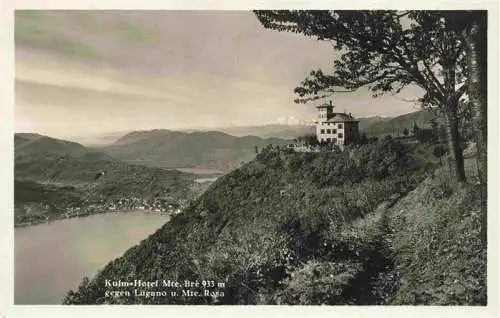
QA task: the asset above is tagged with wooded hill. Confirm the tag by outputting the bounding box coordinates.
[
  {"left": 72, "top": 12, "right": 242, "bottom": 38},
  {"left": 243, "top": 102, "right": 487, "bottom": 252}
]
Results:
[{"left": 14, "top": 134, "right": 195, "bottom": 226}]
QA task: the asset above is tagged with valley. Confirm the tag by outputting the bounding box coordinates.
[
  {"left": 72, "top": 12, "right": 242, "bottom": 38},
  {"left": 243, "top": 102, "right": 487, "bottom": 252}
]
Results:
[{"left": 14, "top": 134, "right": 197, "bottom": 227}]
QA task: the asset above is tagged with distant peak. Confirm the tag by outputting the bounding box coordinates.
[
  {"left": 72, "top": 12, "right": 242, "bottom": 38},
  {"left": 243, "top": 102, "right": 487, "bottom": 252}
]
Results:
[
  {"left": 268, "top": 116, "right": 314, "bottom": 126},
  {"left": 15, "top": 132, "right": 45, "bottom": 140}
]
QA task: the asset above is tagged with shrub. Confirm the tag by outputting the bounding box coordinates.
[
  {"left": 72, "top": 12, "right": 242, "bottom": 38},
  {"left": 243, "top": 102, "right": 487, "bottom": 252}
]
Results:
[{"left": 275, "top": 260, "right": 364, "bottom": 305}]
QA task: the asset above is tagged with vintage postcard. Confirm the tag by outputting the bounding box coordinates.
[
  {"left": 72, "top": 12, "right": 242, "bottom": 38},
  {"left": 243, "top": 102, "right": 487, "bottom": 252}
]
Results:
[{"left": 1, "top": 2, "right": 499, "bottom": 318}]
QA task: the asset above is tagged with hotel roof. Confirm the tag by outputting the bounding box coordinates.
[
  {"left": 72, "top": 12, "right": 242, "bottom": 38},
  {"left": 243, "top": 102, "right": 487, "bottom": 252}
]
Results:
[{"left": 325, "top": 113, "right": 359, "bottom": 122}]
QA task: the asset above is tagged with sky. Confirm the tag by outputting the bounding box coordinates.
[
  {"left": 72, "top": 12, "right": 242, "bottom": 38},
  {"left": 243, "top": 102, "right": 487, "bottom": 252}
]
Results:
[{"left": 15, "top": 10, "right": 424, "bottom": 139}]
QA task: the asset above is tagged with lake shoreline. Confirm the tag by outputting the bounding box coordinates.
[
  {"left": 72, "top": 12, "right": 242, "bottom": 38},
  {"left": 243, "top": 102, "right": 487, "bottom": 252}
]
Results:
[{"left": 15, "top": 208, "right": 172, "bottom": 229}]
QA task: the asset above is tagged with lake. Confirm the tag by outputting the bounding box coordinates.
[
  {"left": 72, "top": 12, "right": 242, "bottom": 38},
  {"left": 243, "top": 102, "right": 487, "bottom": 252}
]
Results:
[
  {"left": 194, "top": 177, "right": 219, "bottom": 183},
  {"left": 15, "top": 211, "right": 169, "bottom": 304},
  {"left": 172, "top": 167, "right": 223, "bottom": 175}
]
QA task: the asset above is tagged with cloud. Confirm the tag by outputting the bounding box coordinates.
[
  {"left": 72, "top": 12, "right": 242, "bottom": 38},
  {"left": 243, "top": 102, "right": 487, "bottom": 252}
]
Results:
[
  {"left": 115, "top": 21, "right": 158, "bottom": 44},
  {"left": 15, "top": 11, "right": 101, "bottom": 60},
  {"left": 15, "top": 54, "right": 191, "bottom": 104},
  {"left": 14, "top": 10, "right": 421, "bottom": 138}
]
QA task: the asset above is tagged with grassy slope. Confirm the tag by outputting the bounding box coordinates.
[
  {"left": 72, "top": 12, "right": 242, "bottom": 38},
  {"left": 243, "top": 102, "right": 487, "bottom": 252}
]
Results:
[
  {"left": 62, "top": 141, "right": 486, "bottom": 305},
  {"left": 387, "top": 158, "right": 486, "bottom": 305},
  {"left": 63, "top": 139, "right": 452, "bottom": 305}
]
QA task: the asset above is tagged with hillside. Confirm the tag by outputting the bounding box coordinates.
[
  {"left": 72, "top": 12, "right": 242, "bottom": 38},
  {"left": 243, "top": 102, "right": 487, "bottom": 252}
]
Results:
[
  {"left": 60, "top": 138, "right": 487, "bottom": 305},
  {"left": 357, "top": 116, "right": 391, "bottom": 131},
  {"left": 101, "top": 129, "right": 289, "bottom": 171},
  {"left": 14, "top": 134, "right": 196, "bottom": 226},
  {"left": 386, "top": 159, "right": 485, "bottom": 304},
  {"left": 211, "top": 124, "right": 316, "bottom": 140},
  {"left": 15, "top": 133, "right": 94, "bottom": 157},
  {"left": 360, "top": 110, "right": 440, "bottom": 137}
]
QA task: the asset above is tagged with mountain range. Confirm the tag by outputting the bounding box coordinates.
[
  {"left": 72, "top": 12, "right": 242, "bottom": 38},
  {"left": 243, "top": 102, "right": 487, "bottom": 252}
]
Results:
[
  {"left": 359, "top": 109, "right": 439, "bottom": 136},
  {"left": 184, "top": 110, "right": 436, "bottom": 139},
  {"left": 60, "top": 109, "right": 437, "bottom": 147},
  {"left": 100, "top": 130, "right": 289, "bottom": 171},
  {"left": 16, "top": 109, "right": 438, "bottom": 174}
]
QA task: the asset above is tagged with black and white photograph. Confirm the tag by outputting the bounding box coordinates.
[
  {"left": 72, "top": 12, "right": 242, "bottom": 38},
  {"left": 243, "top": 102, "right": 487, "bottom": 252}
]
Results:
[{"left": 1, "top": 3, "right": 499, "bottom": 317}]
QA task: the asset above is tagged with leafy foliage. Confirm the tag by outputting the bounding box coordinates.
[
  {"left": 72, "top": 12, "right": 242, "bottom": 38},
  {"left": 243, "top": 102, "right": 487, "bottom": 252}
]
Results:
[{"left": 254, "top": 11, "right": 468, "bottom": 107}]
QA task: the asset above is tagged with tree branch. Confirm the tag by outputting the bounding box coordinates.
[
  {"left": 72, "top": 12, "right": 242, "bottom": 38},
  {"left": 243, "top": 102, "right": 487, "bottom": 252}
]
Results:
[
  {"left": 422, "top": 59, "right": 446, "bottom": 96},
  {"left": 454, "top": 82, "right": 468, "bottom": 100},
  {"left": 396, "top": 11, "right": 411, "bottom": 19}
]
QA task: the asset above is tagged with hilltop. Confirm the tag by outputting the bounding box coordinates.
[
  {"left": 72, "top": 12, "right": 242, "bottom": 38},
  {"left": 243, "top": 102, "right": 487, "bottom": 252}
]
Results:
[
  {"left": 62, "top": 138, "right": 485, "bottom": 305},
  {"left": 15, "top": 133, "right": 94, "bottom": 157},
  {"left": 101, "top": 129, "right": 289, "bottom": 171}
]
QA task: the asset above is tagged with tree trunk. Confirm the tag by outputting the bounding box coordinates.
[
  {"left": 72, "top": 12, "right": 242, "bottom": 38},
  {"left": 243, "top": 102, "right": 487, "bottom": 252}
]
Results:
[
  {"left": 463, "top": 12, "right": 487, "bottom": 245},
  {"left": 444, "top": 108, "right": 467, "bottom": 183},
  {"left": 463, "top": 15, "right": 487, "bottom": 186}
]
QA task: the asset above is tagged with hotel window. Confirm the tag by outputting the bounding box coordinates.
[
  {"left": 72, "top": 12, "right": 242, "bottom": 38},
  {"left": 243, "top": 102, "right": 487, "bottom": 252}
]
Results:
[
  {"left": 326, "top": 129, "right": 331, "bottom": 134},
  {"left": 327, "top": 138, "right": 331, "bottom": 142},
  {"left": 338, "top": 133, "right": 343, "bottom": 138},
  {"left": 320, "top": 129, "right": 325, "bottom": 134},
  {"left": 333, "top": 129, "right": 337, "bottom": 134},
  {"left": 332, "top": 138, "right": 337, "bottom": 143},
  {"left": 338, "top": 123, "right": 343, "bottom": 129}
]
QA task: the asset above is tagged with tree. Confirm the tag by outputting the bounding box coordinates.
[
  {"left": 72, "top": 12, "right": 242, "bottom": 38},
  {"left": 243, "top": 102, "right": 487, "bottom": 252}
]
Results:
[
  {"left": 297, "top": 134, "right": 320, "bottom": 147},
  {"left": 444, "top": 11, "right": 487, "bottom": 245},
  {"left": 441, "top": 11, "right": 487, "bottom": 186},
  {"left": 63, "top": 276, "right": 91, "bottom": 304},
  {"left": 464, "top": 14, "right": 487, "bottom": 189},
  {"left": 254, "top": 10, "right": 473, "bottom": 183},
  {"left": 359, "top": 133, "right": 369, "bottom": 145},
  {"left": 403, "top": 128, "right": 409, "bottom": 137},
  {"left": 433, "top": 144, "right": 447, "bottom": 165},
  {"left": 412, "top": 122, "right": 420, "bottom": 136}
]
